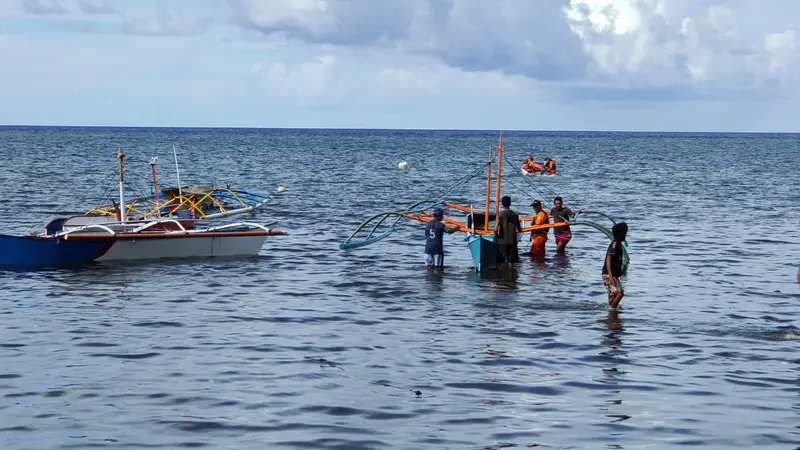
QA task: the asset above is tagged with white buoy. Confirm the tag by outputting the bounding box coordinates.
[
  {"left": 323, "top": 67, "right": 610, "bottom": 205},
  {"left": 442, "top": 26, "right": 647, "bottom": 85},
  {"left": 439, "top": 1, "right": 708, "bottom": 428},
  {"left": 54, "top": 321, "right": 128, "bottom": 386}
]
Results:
[
  {"left": 277, "top": 186, "right": 286, "bottom": 193},
  {"left": 398, "top": 161, "right": 409, "bottom": 170}
]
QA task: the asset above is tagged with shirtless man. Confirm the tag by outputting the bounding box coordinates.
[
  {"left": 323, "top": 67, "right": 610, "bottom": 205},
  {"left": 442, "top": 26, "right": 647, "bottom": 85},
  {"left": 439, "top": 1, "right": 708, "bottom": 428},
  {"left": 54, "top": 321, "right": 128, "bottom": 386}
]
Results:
[
  {"left": 550, "top": 196, "right": 580, "bottom": 254},
  {"left": 494, "top": 196, "right": 522, "bottom": 269}
]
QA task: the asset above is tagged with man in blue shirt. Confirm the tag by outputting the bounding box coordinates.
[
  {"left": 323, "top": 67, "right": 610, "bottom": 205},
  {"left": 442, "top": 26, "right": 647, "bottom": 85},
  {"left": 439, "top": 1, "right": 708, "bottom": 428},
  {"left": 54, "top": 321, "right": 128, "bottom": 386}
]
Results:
[{"left": 425, "top": 207, "right": 457, "bottom": 270}]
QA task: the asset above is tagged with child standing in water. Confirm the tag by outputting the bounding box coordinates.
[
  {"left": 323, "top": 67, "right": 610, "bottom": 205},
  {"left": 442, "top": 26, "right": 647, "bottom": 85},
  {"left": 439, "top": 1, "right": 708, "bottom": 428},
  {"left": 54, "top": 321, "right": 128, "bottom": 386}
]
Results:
[
  {"left": 603, "top": 222, "right": 628, "bottom": 311},
  {"left": 424, "top": 207, "right": 457, "bottom": 270}
]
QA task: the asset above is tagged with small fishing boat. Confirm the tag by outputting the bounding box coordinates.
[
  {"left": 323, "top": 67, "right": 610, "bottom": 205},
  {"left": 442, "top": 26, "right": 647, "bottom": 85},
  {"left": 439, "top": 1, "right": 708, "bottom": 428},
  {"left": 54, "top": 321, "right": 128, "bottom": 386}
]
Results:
[
  {"left": 521, "top": 159, "right": 557, "bottom": 176},
  {"left": 0, "top": 148, "right": 286, "bottom": 268},
  {"left": 521, "top": 166, "right": 557, "bottom": 177},
  {"left": 340, "top": 133, "right": 626, "bottom": 273}
]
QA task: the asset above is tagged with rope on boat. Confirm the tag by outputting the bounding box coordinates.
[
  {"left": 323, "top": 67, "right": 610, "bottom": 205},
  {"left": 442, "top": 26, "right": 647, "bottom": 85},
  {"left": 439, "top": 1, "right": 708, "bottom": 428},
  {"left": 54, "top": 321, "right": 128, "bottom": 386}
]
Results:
[
  {"left": 431, "top": 162, "right": 491, "bottom": 204},
  {"left": 72, "top": 170, "right": 119, "bottom": 210},
  {"left": 498, "top": 172, "right": 550, "bottom": 205},
  {"left": 340, "top": 161, "right": 494, "bottom": 249}
]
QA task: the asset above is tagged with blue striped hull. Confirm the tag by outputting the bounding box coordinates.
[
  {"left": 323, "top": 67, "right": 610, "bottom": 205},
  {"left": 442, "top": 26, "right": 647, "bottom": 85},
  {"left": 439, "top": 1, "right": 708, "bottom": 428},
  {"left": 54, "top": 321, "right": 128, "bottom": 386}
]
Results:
[
  {"left": 0, "top": 235, "right": 113, "bottom": 268},
  {"left": 467, "top": 234, "right": 499, "bottom": 272}
]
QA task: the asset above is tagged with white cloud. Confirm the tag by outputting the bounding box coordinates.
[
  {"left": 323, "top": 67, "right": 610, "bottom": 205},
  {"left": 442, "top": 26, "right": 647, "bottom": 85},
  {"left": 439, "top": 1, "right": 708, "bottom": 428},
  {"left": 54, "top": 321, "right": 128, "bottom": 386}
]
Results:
[
  {"left": 228, "top": 0, "right": 420, "bottom": 45},
  {"left": 563, "top": 0, "right": 800, "bottom": 97},
  {"left": 228, "top": 0, "right": 800, "bottom": 98},
  {"left": 3, "top": 0, "right": 800, "bottom": 130}
]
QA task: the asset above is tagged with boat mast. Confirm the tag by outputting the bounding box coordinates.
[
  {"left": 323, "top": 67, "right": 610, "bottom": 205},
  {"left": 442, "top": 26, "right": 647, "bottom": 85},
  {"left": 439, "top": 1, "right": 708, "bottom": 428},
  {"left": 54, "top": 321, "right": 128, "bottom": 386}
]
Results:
[
  {"left": 173, "top": 144, "right": 183, "bottom": 198},
  {"left": 484, "top": 145, "right": 492, "bottom": 231},
  {"left": 149, "top": 156, "right": 161, "bottom": 218},
  {"left": 494, "top": 132, "right": 504, "bottom": 219},
  {"left": 117, "top": 147, "right": 125, "bottom": 224}
]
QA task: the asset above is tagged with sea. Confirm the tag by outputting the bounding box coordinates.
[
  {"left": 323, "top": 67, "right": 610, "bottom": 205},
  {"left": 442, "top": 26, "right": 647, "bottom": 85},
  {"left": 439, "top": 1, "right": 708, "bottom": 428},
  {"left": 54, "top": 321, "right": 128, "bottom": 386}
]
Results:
[{"left": 0, "top": 126, "right": 798, "bottom": 449}]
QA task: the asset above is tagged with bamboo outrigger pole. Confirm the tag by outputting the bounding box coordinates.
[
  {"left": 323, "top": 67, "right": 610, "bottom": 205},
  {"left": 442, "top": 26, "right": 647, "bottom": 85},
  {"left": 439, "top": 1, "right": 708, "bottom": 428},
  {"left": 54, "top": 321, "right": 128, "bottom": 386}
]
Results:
[
  {"left": 494, "top": 132, "right": 504, "bottom": 219},
  {"left": 484, "top": 146, "right": 492, "bottom": 231},
  {"left": 117, "top": 147, "right": 125, "bottom": 224}
]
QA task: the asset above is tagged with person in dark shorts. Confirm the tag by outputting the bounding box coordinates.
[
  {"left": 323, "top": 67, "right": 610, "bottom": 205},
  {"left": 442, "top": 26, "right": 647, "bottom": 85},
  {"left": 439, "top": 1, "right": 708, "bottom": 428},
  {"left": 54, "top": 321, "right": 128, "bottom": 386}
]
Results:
[
  {"left": 603, "top": 222, "right": 628, "bottom": 311},
  {"left": 494, "top": 195, "right": 521, "bottom": 269},
  {"left": 550, "top": 196, "right": 580, "bottom": 254},
  {"left": 424, "top": 207, "right": 457, "bottom": 270}
]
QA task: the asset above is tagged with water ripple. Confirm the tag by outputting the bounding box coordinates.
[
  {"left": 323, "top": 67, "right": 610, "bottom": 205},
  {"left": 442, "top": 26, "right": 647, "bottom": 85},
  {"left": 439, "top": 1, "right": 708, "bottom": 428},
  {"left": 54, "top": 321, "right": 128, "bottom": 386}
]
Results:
[{"left": 0, "top": 128, "right": 798, "bottom": 449}]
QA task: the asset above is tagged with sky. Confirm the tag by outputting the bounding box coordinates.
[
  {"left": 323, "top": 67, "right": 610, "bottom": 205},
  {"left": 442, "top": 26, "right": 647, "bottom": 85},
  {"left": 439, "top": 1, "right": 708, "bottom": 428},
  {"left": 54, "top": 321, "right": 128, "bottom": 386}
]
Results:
[{"left": 1, "top": 0, "right": 799, "bottom": 131}]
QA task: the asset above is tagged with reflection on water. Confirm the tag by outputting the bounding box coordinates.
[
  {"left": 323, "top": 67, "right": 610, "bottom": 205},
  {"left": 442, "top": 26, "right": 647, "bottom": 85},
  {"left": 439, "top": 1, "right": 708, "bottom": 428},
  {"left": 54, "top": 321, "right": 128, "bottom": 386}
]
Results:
[
  {"left": 494, "top": 268, "right": 519, "bottom": 288},
  {"left": 604, "top": 311, "right": 624, "bottom": 338}
]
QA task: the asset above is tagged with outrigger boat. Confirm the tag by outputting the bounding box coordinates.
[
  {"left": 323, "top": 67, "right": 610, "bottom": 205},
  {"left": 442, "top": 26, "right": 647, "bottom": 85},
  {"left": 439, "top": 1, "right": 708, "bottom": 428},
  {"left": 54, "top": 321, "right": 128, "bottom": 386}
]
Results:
[
  {"left": 0, "top": 148, "right": 285, "bottom": 268},
  {"left": 83, "top": 150, "right": 276, "bottom": 223},
  {"left": 339, "top": 132, "right": 627, "bottom": 273}
]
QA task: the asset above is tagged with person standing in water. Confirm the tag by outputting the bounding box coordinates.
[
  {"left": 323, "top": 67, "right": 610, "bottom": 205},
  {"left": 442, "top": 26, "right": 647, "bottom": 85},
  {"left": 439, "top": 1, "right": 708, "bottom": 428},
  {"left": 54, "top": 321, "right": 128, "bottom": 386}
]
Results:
[
  {"left": 603, "top": 222, "right": 628, "bottom": 311},
  {"left": 424, "top": 207, "right": 457, "bottom": 270},
  {"left": 495, "top": 195, "right": 522, "bottom": 269},
  {"left": 550, "top": 196, "right": 580, "bottom": 253},
  {"left": 529, "top": 200, "right": 549, "bottom": 257}
]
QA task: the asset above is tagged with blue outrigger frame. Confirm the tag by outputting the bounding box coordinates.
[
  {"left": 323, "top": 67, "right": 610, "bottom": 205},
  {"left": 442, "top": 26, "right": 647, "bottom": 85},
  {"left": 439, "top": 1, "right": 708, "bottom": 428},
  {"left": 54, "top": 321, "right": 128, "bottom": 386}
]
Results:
[{"left": 338, "top": 132, "right": 630, "bottom": 273}]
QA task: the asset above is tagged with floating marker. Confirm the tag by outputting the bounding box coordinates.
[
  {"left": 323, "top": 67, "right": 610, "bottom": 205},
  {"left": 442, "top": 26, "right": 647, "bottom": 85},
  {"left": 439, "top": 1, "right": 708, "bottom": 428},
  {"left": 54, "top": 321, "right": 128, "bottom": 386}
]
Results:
[
  {"left": 398, "top": 161, "right": 409, "bottom": 170},
  {"left": 277, "top": 186, "right": 286, "bottom": 193}
]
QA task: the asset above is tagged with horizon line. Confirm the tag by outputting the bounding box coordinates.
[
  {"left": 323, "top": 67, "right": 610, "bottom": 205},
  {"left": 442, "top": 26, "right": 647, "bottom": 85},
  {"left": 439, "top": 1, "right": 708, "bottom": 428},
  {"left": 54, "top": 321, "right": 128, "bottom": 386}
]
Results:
[{"left": 1, "top": 124, "right": 799, "bottom": 134}]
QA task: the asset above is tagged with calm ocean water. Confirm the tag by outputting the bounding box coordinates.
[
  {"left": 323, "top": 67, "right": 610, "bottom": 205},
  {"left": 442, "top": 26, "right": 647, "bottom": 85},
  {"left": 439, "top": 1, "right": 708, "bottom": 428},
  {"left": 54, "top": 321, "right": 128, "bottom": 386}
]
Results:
[{"left": 0, "top": 126, "right": 798, "bottom": 449}]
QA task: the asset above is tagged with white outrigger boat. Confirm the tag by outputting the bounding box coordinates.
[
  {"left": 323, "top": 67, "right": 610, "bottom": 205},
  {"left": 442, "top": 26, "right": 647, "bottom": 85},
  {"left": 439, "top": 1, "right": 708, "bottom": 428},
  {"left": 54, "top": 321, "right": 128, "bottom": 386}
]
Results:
[
  {"left": 1, "top": 148, "right": 286, "bottom": 267},
  {"left": 42, "top": 216, "right": 283, "bottom": 262}
]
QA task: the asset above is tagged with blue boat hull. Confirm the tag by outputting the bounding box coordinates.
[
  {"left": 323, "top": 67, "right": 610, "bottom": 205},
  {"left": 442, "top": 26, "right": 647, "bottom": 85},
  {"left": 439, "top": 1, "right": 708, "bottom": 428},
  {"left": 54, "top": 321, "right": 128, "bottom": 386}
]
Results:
[
  {"left": 0, "top": 234, "right": 113, "bottom": 267},
  {"left": 467, "top": 234, "right": 500, "bottom": 272}
]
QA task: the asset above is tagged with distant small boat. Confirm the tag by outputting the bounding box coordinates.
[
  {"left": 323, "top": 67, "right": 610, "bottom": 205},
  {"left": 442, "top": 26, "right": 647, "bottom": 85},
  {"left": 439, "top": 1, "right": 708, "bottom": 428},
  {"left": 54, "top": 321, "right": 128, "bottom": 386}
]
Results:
[{"left": 521, "top": 164, "right": 557, "bottom": 177}]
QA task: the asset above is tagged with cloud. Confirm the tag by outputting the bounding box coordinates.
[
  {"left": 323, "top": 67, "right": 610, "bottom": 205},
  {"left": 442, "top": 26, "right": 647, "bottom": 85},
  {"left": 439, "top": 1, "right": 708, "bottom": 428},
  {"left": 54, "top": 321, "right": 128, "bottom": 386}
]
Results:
[
  {"left": 21, "top": 0, "right": 68, "bottom": 15},
  {"left": 3, "top": 0, "right": 800, "bottom": 131},
  {"left": 228, "top": 0, "right": 587, "bottom": 81},
  {"left": 563, "top": 0, "right": 800, "bottom": 97},
  {"left": 76, "top": 0, "right": 116, "bottom": 15},
  {"left": 228, "top": 0, "right": 800, "bottom": 99},
  {"left": 121, "top": 2, "right": 213, "bottom": 37},
  {"left": 228, "top": 0, "right": 420, "bottom": 45},
  {"left": 404, "top": 0, "right": 588, "bottom": 81},
  {"left": 245, "top": 46, "right": 544, "bottom": 119}
]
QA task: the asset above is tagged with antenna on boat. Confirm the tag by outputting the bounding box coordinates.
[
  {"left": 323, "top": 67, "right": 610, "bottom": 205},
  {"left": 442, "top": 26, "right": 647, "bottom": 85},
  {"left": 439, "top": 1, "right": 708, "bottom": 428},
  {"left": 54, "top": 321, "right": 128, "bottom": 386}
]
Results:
[
  {"left": 117, "top": 147, "right": 126, "bottom": 224},
  {"left": 149, "top": 156, "right": 161, "bottom": 218},
  {"left": 172, "top": 144, "right": 183, "bottom": 198}
]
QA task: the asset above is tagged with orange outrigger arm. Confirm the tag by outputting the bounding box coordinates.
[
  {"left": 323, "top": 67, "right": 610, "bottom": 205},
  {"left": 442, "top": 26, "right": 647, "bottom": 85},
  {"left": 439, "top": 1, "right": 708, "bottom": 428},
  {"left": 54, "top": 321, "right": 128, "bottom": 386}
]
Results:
[{"left": 402, "top": 210, "right": 570, "bottom": 235}]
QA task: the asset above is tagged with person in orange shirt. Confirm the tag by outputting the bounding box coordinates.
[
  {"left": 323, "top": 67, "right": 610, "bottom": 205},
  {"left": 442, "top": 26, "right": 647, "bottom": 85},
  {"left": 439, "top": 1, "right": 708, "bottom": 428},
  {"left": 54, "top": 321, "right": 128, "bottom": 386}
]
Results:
[
  {"left": 529, "top": 200, "right": 549, "bottom": 257},
  {"left": 543, "top": 158, "right": 557, "bottom": 175},
  {"left": 523, "top": 155, "right": 542, "bottom": 173}
]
